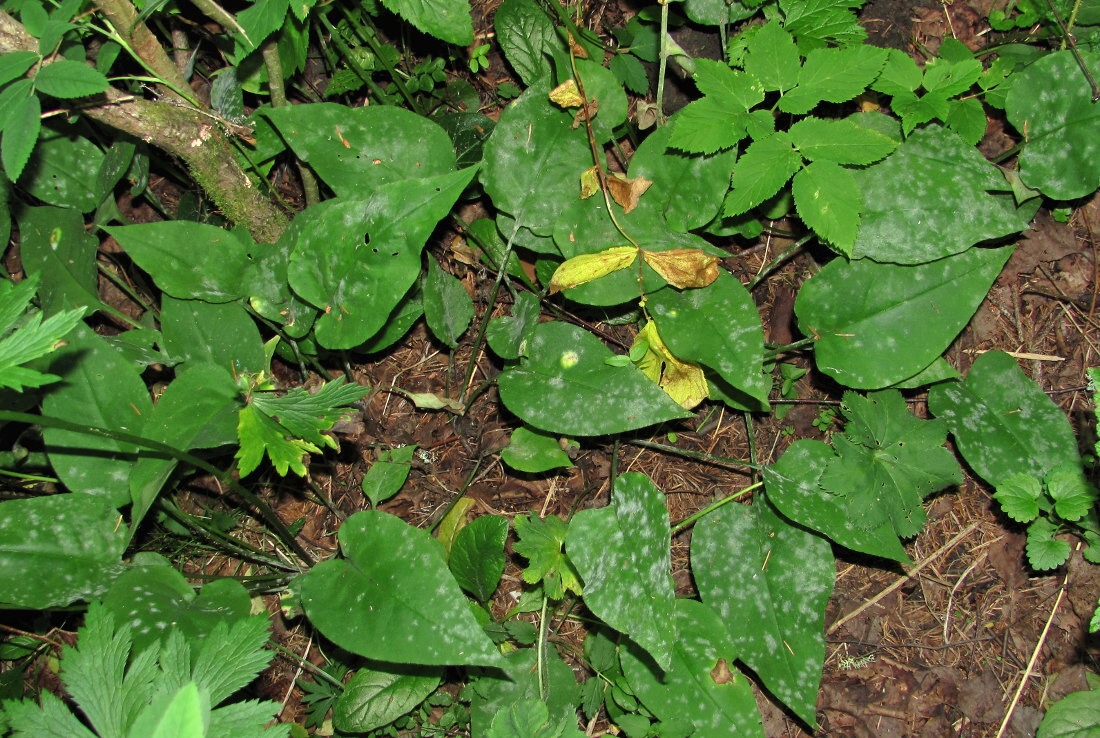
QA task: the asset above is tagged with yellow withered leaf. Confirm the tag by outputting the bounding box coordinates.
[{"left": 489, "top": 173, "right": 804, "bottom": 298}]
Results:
[
  {"left": 549, "top": 246, "right": 638, "bottom": 294},
  {"left": 549, "top": 80, "right": 584, "bottom": 108},
  {"left": 642, "top": 248, "right": 720, "bottom": 289},
  {"left": 606, "top": 174, "right": 653, "bottom": 214},
  {"left": 632, "top": 321, "right": 708, "bottom": 410},
  {"left": 580, "top": 166, "right": 601, "bottom": 199}
]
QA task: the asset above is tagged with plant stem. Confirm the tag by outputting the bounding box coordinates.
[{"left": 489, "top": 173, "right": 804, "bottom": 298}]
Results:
[
  {"left": 670, "top": 481, "right": 761, "bottom": 536},
  {"left": 537, "top": 594, "right": 550, "bottom": 701},
  {"left": 340, "top": 7, "right": 424, "bottom": 115},
  {"left": 746, "top": 233, "right": 813, "bottom": 292},
  {"left": 626, "top": 438, "right": 759, "bottom": 471},
  {"left": 656, "top": 0, "right": 670, "bottom": 126},
  {"left": 262, "top": 38, "right": 320, "bottom": 207},
  {"left": 763, "top": 337, "right": 814, "bottom": 358}
]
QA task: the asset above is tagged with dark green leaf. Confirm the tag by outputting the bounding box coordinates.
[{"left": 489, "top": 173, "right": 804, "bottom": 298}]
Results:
[
  {"left": 780, "top": 0, "right": 867, "bottom": 49},
  {"left": 1036, "top": 690, "right": 1100, "bottom": 737},
  {"left": 486, "top": 291, "right": 540, "bottom": 361},
  {"left": 334, "top": 665, "right": 440, "bottom": 733},
  {"left": 3, "top": 94, "right": 41, "bottom": 182},
  {"left": 513, "top": 513, "right": 582, "bottom": 600},
  {"left": 379, "top": 0, "right": 472, "bottom": 45},
  {"left": 34, "top": 59, "right": 109, "bottom": 98},
  {"left": 501, "top": 426, "right": 573, "bottom": 473},
  {"left": 494, "top": 0, "right": 563, "bottom": 86},
  {"left": 422, "top": 255, "right": 473, "bottom": 348},
  {"left": 18, "top": 122, "right": 102, "bottom": 212},
  {"left": 361, "top": 445, "right": 416, "bottom": 506},
  {"left": 160, "top": 296, "right": 265, "bottom": 374},
  {"left": 1047, "top": 464, "right": 1098, "bottom": 521},
  {"left": 1026, "top": 517, "right": 1070, "bottom": 570},
  {"left": 449, "top": 514, "right": 508, "bottom": 602}
]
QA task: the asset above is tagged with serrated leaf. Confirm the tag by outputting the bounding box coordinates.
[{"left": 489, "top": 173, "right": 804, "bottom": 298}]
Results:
[
  {"left": 778, "top": 45, "right": 885, "bottom": 115},
  {"left": 923, "top": 57, "right": 982, "bottom": 98},
  {"left": 788, "top": 117, "right": 898, "bottom": 165},
  {"left": 513, "top": 513, "right": 582, "bottom": 600},
  {"left": 1026, "top": 517, "right": 1071, "bottom": 571},
  {"left": 0, "top": 51, "right": 37, "bottom": 87},
  {"left": 993, "top": 473, "right": 1043, "bottom": 523},
  {"left": 1007, "top": 50, "right": 1100, "bottom": 200},
  {"left": 667, "top": 96, "right": 753, "bottom": 154},
  {"left": 34, "top": 59, "right": 109, "bottom": 98},
  {"left": 0, "top": 278, "right": 83, "bottom": 391},
  {"left": 724, "top": 132, "right": 801, "bottom": 216},
  {"left": 631, "top": 320, "right": 708, "bottom": 409},
  {"left": 469, "top": 649, "right": 580, "bottom": 736},
  {"left": 567, "top": 473, "right": 677, "bottom": 668},
  {"left": 1046, "top": 464, "right": 1098, "bottom": 522},
  {"left": 501, "top": 426, "right": 573, "bottom": 473},
  {"left": 647, "top": 271, "right": 769, "bottom": 409},
  {"left": 611, "top": 53, "right": 649, "bottom": 95},
  {"left": 780, "top": 0, "right": 866, "bottom": 49},
  {"left": 744, "top": 21, "right": 800, "bottom": 92},
  {"left": 792, "top": 160, "right": 861, "bottom": 254},
  {"left": 795, "top": 246, "right": 1012, "bottom": 388},
  {"left": 2, "top": 94, "right": 40, "bottom": 181},
  {"left": 361, "top": 445, "right": 416, "bottom": 506},
  {"left": 620, "top": 599, "right": 763, "bottom": 738},
  {"left": 497, "top": 321, "right": 691, "bottom": 436},
  {"left": 872, "top": 48, "right": 922, "bottom": 96},
  {"left": 692, "top": 498, "right": 832, "bottom": 725},
  {"left": 334, "top": 666, "right": 440, "bottom": 733},
  {"left": 928, "top": 351, "right": 1083, "bottom": 487},
  {"left": 300, "top": 510, "right": 503, "bottom": 665},
  {"left": 236, "top": 405, "right": 318, "bottom": 477},
  {"left": 449, "top": 514, "right": 508, "bottom": 602},
  {"left": 852, "top": 126, "right": 1028, "bottom": 263},
  {"left": 0, "top": 494, "right": 126, "bottom": 608},
  {"left": 379, "top": 0, "right": 472, "bottom": 45},
  {"left": 549, "top": 246, "right": 638, "bottom": 293},
  {"left": 944, "top": 97, "right": 988, "bottom": 145},
  {"left": 693, "top": 58, "right": 765, "bottom": 108}
]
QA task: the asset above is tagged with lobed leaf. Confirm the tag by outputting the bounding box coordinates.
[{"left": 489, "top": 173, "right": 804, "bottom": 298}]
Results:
[
  {"left": 724, "top": 132, "right": 801, "bottom": 216},
  {"left": 993, "top": 473, "right": 1043, "bottom": 523}
]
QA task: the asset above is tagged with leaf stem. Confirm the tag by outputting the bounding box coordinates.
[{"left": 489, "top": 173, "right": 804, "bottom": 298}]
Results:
[
  {"left": 670, "top": 481, "right": 761, "bottom": 535},
  {"left": 746, "top": 233, "right": 813, "bottom": 292},
  {"left": 537, "top": 594, "right": 550, "bottom": 701},
  {"left": 655, "top": 0, "right": 670, "bottom": 126},
  {"left": 626, "top": 438, "right": 760, "bottom": 471},
  {"left": 763, "top": 337, "right": 814, "bottom": 358}
]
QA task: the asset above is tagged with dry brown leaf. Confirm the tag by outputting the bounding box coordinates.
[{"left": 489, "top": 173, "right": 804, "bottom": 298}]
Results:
[
  {"left": 606, "top": 174, "right": 653, "bottom": 214},
  {"left": 642, "top": 248, "right": 720, "bottom": 289}
]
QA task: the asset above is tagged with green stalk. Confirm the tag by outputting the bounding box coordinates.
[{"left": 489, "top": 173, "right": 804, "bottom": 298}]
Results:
[
  {"left": 656, "top": 0, "right": 671, "bottom": 126},
  {"left": 626, "top": 438, "right": 759, "bottom": 471},
  {"left": 670, "top": 481, "right": 761, "bottom": 536},
  {"left": 746, "top": 233, "right": 813, "bottom": 292}
]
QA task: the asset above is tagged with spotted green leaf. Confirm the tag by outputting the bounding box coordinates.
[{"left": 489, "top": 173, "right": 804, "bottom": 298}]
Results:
[{"left": 567, "top": 473, "right": 676, "bottom": 669}]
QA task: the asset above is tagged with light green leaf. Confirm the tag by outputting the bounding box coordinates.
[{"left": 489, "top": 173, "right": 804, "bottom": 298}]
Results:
[
  {"left": 497, "top": 321, "right": 691, "bottom": 436},
  {"left": 34, "top": 59, "right": 109, "bottom": 98},
  {"left": 422, "top": 254, "right": 473, "bottom": 348},
  {"left": 334, "top": 665, "right": 440, "bottom": 734},
  {"left": 2, "top": 93, "right": 40, "bottom": 181},
  {"left": 620, "top": 599, "right": 763, "bottom": 738},
  {"left": 3, "top": 690, "right": 98, "bottom": 737},
  {"left": 724, "top": 132, "right": 801, "bottom": 216},
  {"left": 0, "top": 277, "right": 83, "bottom": 392},
  {"left": 1027, "top": 517, "right": 1071, "bottom": 571},
  {"left": 788, "top": 117, "right": 897, "bottom": 165},
  {"left": 795, "top": 246, "right": 1012, "bottom": 389},
  {"left": 780, "top": 0, "right": 867, "bottom": 50},
  {"left": 1007, "top": 50, "right": 1100, "bottom": 200},
  {"left": 262, "top": 104, "right": 457, "bottom": 197},
  {"left": 235, "top": 0, "right": 289, "bottom": 51},
  {"left": 694, "top": 58, "right": 765, "bottom": 108},
  {"left": 300, "top": 510, "right": 504, "bottom": 665},
  {"left": 449, "top": 514, "right": 509, "bottom": 602},
  {"left": 236, "top": 405, "right": 318, "bottom": 477},
  {"left": 487, "top": 698, "right": 586, "bottom": 738},
  {"left": 871, "top": 48, "right": 922, "bottom": 96},
  {"left": 41, "top": 325, "right": 152, "bottom": 504},
  {"left": 852, "top": 126, "right": 1028, "bottom": 263},
  {"left": 567, "top": 473, "right": 677, "bottom": 669},
  {"left": 129, "top": 682, "right": 206, "bottom": 738},
  {"left": 494, "top": 0, "right": 563, "bottom": 87},
  {"left": 105, "top": 222, "right": 252, "bottom": 302},
  {"left": 993, "top": 473, "right": 1043, "bottom": 523},
  {"left": 764, "top": 440, "right": 911, "bottom": 562},
  {"left": 379, "top": 0, "right": 472, "bottom": 45},
  {"left": 692, "top": 498, "right": 833, "bottom": 726},
  {"left": 361, "top": 445, "right": 417, "bottom": 506},
  {"left": 1047, "top": 464, "right": 1098, "bottom": 521},
  {"left": 501, "top": 426, "right": 573, "bottom": 473},
  {"left": 922, "top": 57, "right": 982, "bottom": 97},
  {"left": 513, "top": 513, "right": 582, "bottom": 600},
  {"left": 0, "top": 494, "right": 126, "bottom": 608},
  {"left": 667, "top": 96, "right": 753, "bottom": 155},
  {"left": 288, "top": 168, "right": 476, "bottom": 349},
  {"left": 744, "top": 21, "right": 800, "bottom": 92},
  {"left": 792, "top": 160, "right": 861, "bottom": 254},
  {"left": 647, "top": 271, "right": 769, "bottom": 410},
  {"left": 1037, "top": 690, "right": 1100, "bottom": 737},
  {"left": 777, "top": 45, "right": 885, "bottom": 115},
  {"left": 160, "top": 296, "right": 265, "bottom": 374},
  {"left": 928, "top": 351, "right": 1083, "bottom": 487}
]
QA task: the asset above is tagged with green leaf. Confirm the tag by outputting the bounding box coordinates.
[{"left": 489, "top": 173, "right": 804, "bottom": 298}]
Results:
[
  {"left": 300, "top": 510, "right": 504, "bottom": 665},
  {"left": 1046, "top": 464, "right": 1098, "bottom": 522},
  {"left": 610, "top": 53, "right": 649, "bottom": 95},
  {"left": 99, "top": 564, "right": 252, "bottom": 654},
  {"left": 629, "top": 122, "right": 736, "bottom": 232},
  {"left": 1007, "top": 50, "right": 1100, "bottom": 200},
  {"left": 494, "top": 0, "right": 563, "bottom": 87},
  {"left": 422, "top": 255, "right": 473, "bottom": 348},
  {"left": 469, "top": 649, "right": 580, "bottom": 736},
  {"left": 487, "top": 290, "right": 540, "bottom": 361},
  {"left": 573, "top": 59, "right": 629, "bottom": 143},
  {"left": 234, "top": 0, "right": 289, "bottom": 51},
  {"left": 944, "top": 97, "right": 988, "bottom": 146},
  {"left": 0, "top": 494, "right": 126, "bottom": 608},
  {"left": 288, "top": 168, "right": 476, "bottom": 349},
  {"left": 647, "top": 271, "right": 769, "bottom": 410},
  {"left": 795, "top": 246, "right": 1012, "bottom": 389},
  {"left": 497, "top": 321, "right": 691, "bottom": 436},
  {"left": 780, "top": 0, "right": 867, "bottom": 50},
  {"left": 0, "top": 51, "right": 37, "bottom": 86},
  {"left": 34, "top": 59, "right": 109, "bottom": 98},
  {"left": 928, "top": 351, "right": 1083, "bottom": 487},
  {"left": 361, "top": 445, "right": 417, "bottom": 506},
  {"left": 1026, "top": 517, "right": 1071, "bottom": 571},
  {"left": 333, "top": 665, "right": 440, "bottom": 734},
  {"left": 482, "top": 83, "right": 590, "bottom": 235},
  {"left": 18, "top": 122, "right": 103, "bottom": 212},
  {"left": 0, "top": 278, "right": 83, "bottom": 392},
  {"left": 792, "top": 160, "right": 861, "bottom": 254},
  {"left": 236, "top": 405, "right": 318, "bottom": 477},
  {"left": 922, "top": 57, "right": 982, "bottom": 97},
  {"left": 852, "top": 126, "right": 1029, "bottom": 264},
  {"left": 764, "top": 440, "right": 911, "bottom": 562},
  {"left": 449, "top": 514, "right": 509, "bottom": 602},
  {"left": 2, "top": 93, "right": 40, "bottom": 181},
  {"left": 41, "top": 325, "right": 152, "bottom": 504},
  {"left": 18, "top": 206, "right": 103, "bottom": 316},
  {"left": 1037, "top": 690, "right": 1100, "bottom": 737},
  {"left": 692, "top": 498, "right": 833, "bottom": 725},
  {"left": 620, "top": 599, "right": 763, "bottom": 738},
  {"left": 788, "top": 117, "right": 898, "bottom": 165},
  {"left": 262, "top": 104, "right": 457, "bottom": 198},
  {"left": 993, "top": 473, "right": 1043, "bottom": 523},
  {"left": 724, "top": 132, "right": 801, "bottom": 216},
  {"left": 512, "top": 513, "right": 582, "bottom": 600},
  {"left": 379, "top": 0, "right": 472, "bottom": 45},
  {"left": 487, "top": 698, "right": 586, "bottom": 738},
  {"left": 567, "top": 473, "right": 677, "bottom": 669},
  {"left": 871, "top": 48, "right": 922, "bottom": 96},
  {"left": 667, "top": 96, "right": 753, "bottom": 155},
  {"left": 777, "top": 45, "right": 885, "bottom": 115},
  {"left": 744, "top": 21, "right": 800, "bottom": 92},
  {"left": 501, "top": 426, "right": 573, "bottom": 473},
  {"left": 160, "top": 296, "right": 265, "bottom": 374},
  {"left": 104, "top": 222, "right": 252, "bottom": 302},
  {"left": 130, "top": 682, "right": 206, "bottom": 738}
]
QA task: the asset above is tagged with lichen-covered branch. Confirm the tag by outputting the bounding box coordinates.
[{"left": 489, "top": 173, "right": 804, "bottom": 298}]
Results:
[{"left": 0, "top": 11, "right": 289, "bottom": 244}]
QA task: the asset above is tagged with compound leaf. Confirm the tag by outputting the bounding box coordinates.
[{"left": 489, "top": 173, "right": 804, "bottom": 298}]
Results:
[
  {"left": 777, "top": 45, "right": 885, "bottom": 115},
  {"left": 724, "top": 132, "right": 801, "bottom": 216},
  {"left": 513, "top": 513, "right": 582, "bottom": 600},
  {"left": 791, "top": 160, "right": 861, "bottom": 254}
]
